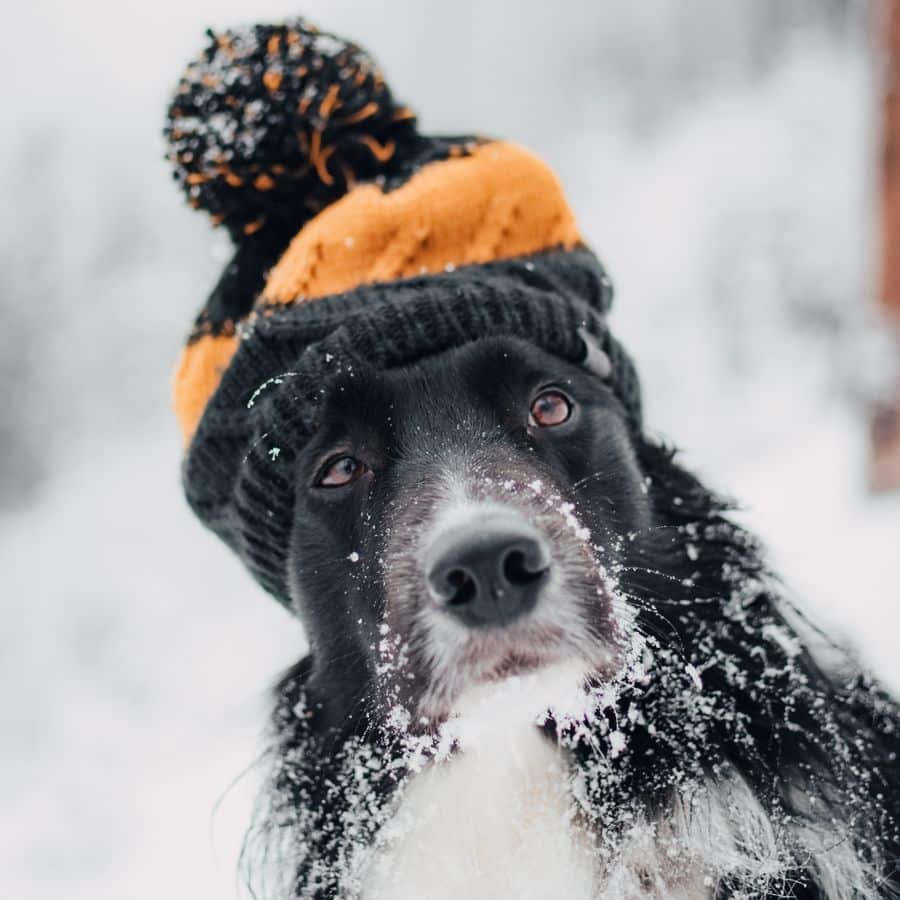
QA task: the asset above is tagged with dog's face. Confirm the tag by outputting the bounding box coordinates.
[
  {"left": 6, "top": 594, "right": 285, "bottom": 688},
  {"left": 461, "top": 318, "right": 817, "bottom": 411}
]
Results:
[{"left": 288, "top": 336, "right": 652, "bottom": 729}]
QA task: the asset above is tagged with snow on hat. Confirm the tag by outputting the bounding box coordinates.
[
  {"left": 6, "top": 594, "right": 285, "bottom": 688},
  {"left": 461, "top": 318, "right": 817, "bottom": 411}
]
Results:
[{"left": 165, "top": 17, "right": 642, "bottom": 607}]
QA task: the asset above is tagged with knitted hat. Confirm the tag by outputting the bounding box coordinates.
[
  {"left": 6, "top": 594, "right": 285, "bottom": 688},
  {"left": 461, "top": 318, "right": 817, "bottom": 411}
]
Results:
[{"left": 165, "top": 18, "right": 642, "bottom": 608}]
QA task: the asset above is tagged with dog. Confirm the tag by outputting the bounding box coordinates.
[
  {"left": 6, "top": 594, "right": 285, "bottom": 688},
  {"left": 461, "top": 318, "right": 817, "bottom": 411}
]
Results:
[
  {"left": 160, "top": 17, "right": 900, "bottom": 898},
  {"left": 240, "top": 334, "right": 900, "bottom": 900}
]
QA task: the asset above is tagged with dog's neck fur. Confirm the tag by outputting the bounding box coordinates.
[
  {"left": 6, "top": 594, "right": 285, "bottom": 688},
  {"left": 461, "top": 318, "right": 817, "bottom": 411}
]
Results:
[
  {"left": 359, "top": 666, "right": 720, "bottom": 900},
  {"left": 360, "top": 664, "right": 872, "bottom": 900}
]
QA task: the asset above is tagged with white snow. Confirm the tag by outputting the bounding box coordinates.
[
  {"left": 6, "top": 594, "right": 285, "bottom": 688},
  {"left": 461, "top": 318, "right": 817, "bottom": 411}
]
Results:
[{"left": 0, "top": 427, "right": 305, "bottom": 900}]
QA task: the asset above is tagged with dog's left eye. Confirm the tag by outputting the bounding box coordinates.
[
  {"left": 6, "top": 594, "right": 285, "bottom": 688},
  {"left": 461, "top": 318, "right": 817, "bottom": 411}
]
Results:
[
  {"left": 529, "top": 390, "right": 573, "bottom": 427},
  {"left": 317, "top": 455, "right": 367, "bottom": 488}
]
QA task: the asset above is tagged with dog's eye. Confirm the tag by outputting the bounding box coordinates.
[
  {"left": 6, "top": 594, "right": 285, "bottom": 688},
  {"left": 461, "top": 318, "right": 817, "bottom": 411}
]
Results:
[
  {"left": 317, "top": 455, "right": 367, "bottom": 488},
  {"left": 529, "top": 390, "right": 572, "bottom": 428}
]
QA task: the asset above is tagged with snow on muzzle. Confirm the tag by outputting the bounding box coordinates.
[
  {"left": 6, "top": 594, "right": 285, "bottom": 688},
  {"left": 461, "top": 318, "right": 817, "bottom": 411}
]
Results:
[{"left": 379, "top": 463, "right": 627, "bottom": 724}]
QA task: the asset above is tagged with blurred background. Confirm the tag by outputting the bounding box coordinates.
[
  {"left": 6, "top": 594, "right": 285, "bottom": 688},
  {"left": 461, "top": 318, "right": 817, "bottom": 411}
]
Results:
[{"left": 2, "top": 1, "right": 899, "bottom": 897}]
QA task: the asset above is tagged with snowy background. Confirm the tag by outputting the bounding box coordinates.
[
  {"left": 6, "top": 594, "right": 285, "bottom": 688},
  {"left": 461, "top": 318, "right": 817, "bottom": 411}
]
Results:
[{"left": 2, "top": 1, "right": 899, "bottom": 897}]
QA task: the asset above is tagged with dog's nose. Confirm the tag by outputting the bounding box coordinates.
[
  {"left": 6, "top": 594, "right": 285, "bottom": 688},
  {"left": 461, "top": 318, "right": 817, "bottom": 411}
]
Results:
[{"left": 425, "top": 514, "right": 551, "bottom": 627}]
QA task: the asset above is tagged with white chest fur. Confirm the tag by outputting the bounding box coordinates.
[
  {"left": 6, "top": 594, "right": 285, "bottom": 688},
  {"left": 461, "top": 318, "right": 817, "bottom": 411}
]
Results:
[
  {"left": 360, "top": 668, "right": 599, "bottom": 900},
  {"left": 360, "top": 700, "right": 596, "bottom": 900}
]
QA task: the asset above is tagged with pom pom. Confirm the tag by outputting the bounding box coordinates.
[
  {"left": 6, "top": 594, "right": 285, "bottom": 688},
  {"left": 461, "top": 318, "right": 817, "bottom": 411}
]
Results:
[{"left": 164, "top": 19, "right": 419, "bottom": 241}]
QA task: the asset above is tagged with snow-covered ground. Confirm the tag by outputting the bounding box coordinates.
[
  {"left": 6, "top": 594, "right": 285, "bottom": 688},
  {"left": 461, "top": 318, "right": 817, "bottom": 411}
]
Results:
[{"left": 2, "top": 2, "right": 898, "bottom": 898}]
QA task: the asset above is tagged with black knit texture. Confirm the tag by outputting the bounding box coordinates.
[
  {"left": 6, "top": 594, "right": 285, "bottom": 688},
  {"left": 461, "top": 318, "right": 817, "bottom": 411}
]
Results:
[{"left": 183, "top": 246, "right": 642, "bottom": 608}]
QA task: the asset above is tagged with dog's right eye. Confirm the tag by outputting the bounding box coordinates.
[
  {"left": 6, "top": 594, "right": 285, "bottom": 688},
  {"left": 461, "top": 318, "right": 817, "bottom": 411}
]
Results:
[
  {"left": 529, "top": 389, "right": 573, "bottom": 428},
  {"left": 316, "top": 455, "right": 367, "bottom": 488}
]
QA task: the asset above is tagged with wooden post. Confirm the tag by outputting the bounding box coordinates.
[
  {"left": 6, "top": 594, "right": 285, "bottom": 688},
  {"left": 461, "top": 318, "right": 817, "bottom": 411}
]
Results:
[{"left": 872, "top": 0, "right": 900, "bottom": 491}]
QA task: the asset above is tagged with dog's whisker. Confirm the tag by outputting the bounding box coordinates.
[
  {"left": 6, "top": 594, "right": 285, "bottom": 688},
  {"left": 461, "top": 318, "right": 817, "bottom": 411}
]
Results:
[{"left": 571, "top": 467, "right": 618, "bottom": 491}]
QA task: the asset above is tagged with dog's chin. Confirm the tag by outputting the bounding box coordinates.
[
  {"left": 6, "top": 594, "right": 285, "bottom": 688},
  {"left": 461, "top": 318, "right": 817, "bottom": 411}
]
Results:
[
  {"left": 414, "top": 625, "right": 620, "bottom": 728},
  {"left": 483, "top": 650, "right": 563, "bottom": 682},
  {"left": 438, "top": 656, "right": 601, "bottom": 750}
]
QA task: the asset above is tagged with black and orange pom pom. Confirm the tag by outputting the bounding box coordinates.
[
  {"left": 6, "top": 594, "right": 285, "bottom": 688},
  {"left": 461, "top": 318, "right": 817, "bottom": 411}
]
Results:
[{"left": 164, "top": 19, "right": 419, "bottom": 241}]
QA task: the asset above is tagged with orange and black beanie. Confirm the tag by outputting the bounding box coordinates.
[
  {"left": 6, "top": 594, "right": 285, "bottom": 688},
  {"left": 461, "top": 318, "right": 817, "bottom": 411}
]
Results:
[{"left": 165, "top": 18, "right": 642, "bottom": 607}]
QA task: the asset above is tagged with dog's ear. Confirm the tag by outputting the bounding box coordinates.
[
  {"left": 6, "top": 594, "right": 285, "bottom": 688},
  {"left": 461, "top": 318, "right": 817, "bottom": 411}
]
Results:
[{"left": 578, "top": 327, "right": 613, "bottom": 379}]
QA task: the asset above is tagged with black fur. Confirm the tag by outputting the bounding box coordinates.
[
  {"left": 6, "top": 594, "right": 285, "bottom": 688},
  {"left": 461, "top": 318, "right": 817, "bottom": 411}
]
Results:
[{"left": 245, "top": 336, "right": 900, "bottom": 899}]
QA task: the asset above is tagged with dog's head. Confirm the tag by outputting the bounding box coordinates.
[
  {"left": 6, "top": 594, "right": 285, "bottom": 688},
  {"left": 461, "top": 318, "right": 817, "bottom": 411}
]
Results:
[{"left": 287, "top": 335, "right": 652, "bottom": 729}]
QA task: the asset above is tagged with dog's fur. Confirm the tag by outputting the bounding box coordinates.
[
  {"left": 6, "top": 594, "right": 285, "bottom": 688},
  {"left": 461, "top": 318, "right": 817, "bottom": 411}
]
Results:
[{"left": 244, "top": 336, "right": 900, "bottom": 899}]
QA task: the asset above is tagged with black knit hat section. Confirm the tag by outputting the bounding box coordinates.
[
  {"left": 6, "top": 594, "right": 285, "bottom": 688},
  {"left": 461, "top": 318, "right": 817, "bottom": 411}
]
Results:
[{"left": 184, "top": 247, "right": 641, "bottom": 607}]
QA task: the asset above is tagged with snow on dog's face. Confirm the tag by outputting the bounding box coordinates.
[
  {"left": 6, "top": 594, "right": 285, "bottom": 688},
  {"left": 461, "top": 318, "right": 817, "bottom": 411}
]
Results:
[{"left": 288, "top": 337, "right": 651, "bottom": 731}]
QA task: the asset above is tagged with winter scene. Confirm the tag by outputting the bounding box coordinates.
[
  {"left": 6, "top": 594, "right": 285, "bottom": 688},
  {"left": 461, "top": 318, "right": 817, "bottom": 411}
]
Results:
[{"left": 2, "top": 1, "right": 900, "bottom": 898}]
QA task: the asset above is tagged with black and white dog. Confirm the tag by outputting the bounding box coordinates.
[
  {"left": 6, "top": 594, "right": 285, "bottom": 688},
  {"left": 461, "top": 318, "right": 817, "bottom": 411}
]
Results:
[{"left": 245, "top": 335, "right": 900, "bottom": 899}]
